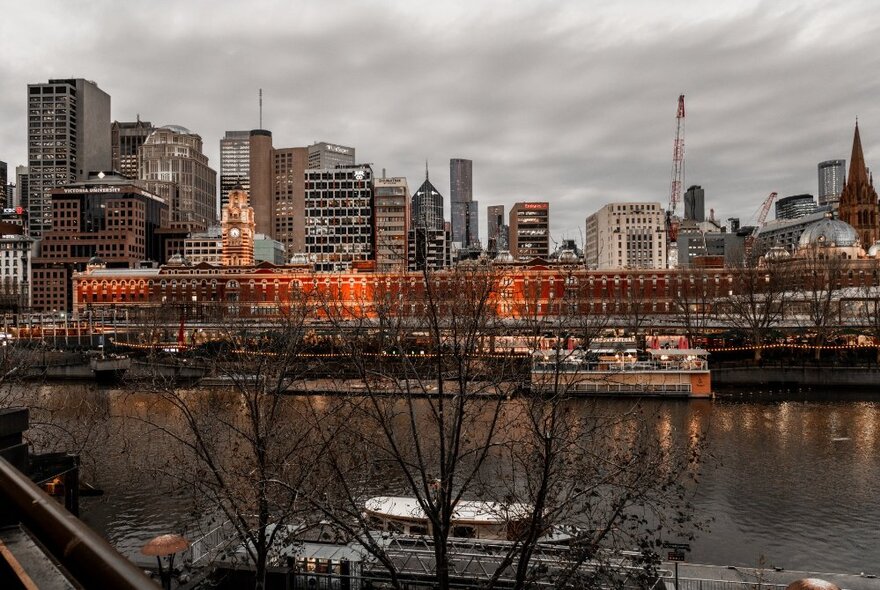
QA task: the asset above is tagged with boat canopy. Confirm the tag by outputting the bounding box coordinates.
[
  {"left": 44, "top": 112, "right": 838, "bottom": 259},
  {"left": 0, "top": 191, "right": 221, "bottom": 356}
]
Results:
[{"left": 364, "top": 496, "right": 530, "bottom": 524}]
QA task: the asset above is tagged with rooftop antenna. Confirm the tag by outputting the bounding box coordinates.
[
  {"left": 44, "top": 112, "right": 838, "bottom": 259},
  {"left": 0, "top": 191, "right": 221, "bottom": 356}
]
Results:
[
  {"left": 425, "top": 160, "right": 429, "bottom": 181},
  {"left": 259, "top": 89, "right": 263, "bottom": 129}
]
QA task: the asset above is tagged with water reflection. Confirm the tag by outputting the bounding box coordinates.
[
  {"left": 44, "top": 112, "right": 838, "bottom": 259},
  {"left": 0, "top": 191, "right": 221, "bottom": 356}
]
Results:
[{"left": 10, "top": 384, "right": 880, "bottom": 572}]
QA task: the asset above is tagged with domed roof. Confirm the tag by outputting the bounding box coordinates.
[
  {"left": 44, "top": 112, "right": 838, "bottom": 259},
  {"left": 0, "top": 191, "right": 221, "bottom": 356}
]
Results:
[
  {"left": 558, "top": 249, "right": 578, "bottom": 263},
  {"left": 157, "top": 124, "right": 192, "bottom": 135},
  {"left": 494, "top": 250, "right": 514, "bottom": 263},
  {"left": 798, "top": 217, "right": 860, "bottom": 248},
  {"left": 87, "top": 255, "right": 105, "bottom": 267},
  {"left": 167, "top": 253, "right": 190, "bottom": 266},
  {"left": 764, "top": 246, "right": 791, "bottom": 260},
  {"left": 868, "top": 241, "right": 880, "bottom": 257}
]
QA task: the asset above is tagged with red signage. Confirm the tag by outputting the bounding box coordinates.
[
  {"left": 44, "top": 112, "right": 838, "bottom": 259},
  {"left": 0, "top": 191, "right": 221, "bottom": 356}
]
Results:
[{"left": 522, "top": 203, "right": 548, "bottom": 210}]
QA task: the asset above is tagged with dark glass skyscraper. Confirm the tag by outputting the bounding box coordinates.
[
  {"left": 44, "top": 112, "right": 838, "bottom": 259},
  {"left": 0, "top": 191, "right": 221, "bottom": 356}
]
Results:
[
  {"left": 683, "top": 185, "right": 705, "bottom": 221},
  {"left": 450, "top": 158, "right": 479, "bottom": 247}
]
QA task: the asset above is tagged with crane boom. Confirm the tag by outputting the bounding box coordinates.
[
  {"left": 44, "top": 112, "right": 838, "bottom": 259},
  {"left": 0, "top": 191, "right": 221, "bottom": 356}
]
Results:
[
  {"left": 755, "top": 191, "right": 778, "bottom": 228},
  {"left": 668, "top": 95, "right": 685, "bottom": 217}
]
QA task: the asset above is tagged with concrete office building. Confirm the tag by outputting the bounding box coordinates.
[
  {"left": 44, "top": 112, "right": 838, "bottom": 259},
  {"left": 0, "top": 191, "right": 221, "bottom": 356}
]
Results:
[
  {"left": 248, "top": 130, "right": 274, "bottom": 238},
  {"left": 0, "top": 161, "right": 6, "bottom": 208},
  {"left": 374, "top": 176, "right": 410, "bottom": 272},
  {"left": 139, "top": 125, "right": 217, "bottom": 231},
  {"left": 818, "top": 159, "right": 846, "bottom": 207},
  {"left": 111, "top": 118, "right": 154, "bottom": 179},
  {"left": 254, "top": 234, "right": 285, "bottom": 265},
  {"left": 0, "top": 233, "right": 35, "bottom": 310},
  {"left": 684, "top": 185, "right": 705, "bottom": 222},
  {"left": 183, "top": 226, "right": 223, "bottom": 265},
  {"left": 15, "top": 166, "right": 28, "bottom": 210},
  {"left": 27, "top": 78, "right": 111, "bottom": 237},
  {"left": 219, "top": 131, "right": 251, "bottom": 207},
  {"left": 304, "top": 165, "right": 374, "bottom": 272},
  {"left": 450, "top": 158, "right": 479, "bottom": 248},
  {"left": 775, "top": 194, "right": 818, "bottom": 220},
  {"left": 487, "top": 205, "right": 508, "bottom": 254},
  {"left": 273, "top": 147, "right": 308, "bottom": 255},
  {"left": 585, "top": 202, "right": 666, "bottom": 270},
  {"left": 676, "top": 231, "right": 745, "bottom": 268},
  {"left": 408, "top": 226, "right": 452, "bottom": 271},
  {"left": 307, "top": 142, "right": 355, "bottom": 170},
  {"left": 509, "top": 202, "right": 550, "bottom": 259}
]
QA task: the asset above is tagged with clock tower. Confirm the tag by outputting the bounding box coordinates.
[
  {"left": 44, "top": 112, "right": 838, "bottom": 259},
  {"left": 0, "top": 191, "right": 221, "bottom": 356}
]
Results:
[{"left": 221, "top": 186, "right": 256, "bottom": 266}]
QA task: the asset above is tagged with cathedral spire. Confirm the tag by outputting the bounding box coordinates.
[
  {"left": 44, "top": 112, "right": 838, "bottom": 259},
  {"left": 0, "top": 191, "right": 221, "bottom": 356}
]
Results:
[{"left": 847, "top": 120, "right": 869, "bottom": 187}]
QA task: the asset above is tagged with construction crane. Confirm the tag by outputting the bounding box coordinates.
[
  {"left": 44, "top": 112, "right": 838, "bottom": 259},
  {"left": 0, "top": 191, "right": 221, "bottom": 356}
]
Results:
[
  {"left": 744, "top": 192, "right": 778, "bottom": 259},
  {"left": 666, "top": 94, "right": 686, "bottom": 243}
]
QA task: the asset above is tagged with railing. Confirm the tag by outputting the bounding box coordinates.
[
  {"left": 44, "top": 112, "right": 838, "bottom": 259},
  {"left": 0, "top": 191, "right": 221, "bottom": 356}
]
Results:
[
  {"left": 0, "top": 456, "right": 155, "bottom": 590},
  {"left": 667, "top": 576, "right": 788, "bottom": 590}
]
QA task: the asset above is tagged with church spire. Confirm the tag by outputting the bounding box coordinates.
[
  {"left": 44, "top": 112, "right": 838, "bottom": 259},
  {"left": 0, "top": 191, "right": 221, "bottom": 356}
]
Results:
[{"left": 847, "top": 120, "right": 869, "bottom": 187}]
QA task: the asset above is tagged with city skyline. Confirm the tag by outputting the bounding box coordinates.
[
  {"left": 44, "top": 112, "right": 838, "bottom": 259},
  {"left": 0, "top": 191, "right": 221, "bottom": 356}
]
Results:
[{"left": 0, "top": 1, "right": 878, "bottom": 243}]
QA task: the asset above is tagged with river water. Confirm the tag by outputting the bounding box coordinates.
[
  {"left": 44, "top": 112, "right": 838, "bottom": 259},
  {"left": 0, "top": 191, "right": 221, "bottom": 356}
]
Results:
[{"left": 30, "top": 385, "right": 880, "bottom": 574}]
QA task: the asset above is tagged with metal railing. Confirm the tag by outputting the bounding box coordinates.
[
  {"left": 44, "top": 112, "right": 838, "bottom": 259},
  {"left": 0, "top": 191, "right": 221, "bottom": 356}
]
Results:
[
  {"left": 667, "top": 576, "right": 788, "bottom": 590},
  {"left": 0, "top": 456, "right": 155, "bottom": 590}
]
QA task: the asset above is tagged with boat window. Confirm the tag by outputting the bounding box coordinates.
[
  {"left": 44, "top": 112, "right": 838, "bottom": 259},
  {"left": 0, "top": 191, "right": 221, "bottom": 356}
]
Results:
[{"left": 452, "top": 526, "right": 475, "bottom": 538}]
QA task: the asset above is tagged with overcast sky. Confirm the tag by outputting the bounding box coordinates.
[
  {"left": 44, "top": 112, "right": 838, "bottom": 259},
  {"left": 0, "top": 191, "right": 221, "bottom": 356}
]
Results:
[{"left": 1, "top": 0, "right": 879, "bottom": 245}]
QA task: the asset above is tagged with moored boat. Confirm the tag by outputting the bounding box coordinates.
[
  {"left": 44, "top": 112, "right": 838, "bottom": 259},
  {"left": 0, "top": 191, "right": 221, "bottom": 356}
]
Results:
[{"left": 531, "top": 347, "right": 711, "bottom": 398}]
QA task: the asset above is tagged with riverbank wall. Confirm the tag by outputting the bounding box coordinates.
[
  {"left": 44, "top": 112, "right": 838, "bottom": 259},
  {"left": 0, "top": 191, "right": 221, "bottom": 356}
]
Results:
[{"left": 713, "top": 364, "right": 880, "bottom": 389}]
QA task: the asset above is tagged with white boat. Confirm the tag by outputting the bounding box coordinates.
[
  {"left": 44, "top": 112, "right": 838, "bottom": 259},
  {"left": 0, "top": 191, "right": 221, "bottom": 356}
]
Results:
[
  {"left": 531, "top": 347, "right": 712, "bottom": 398},
  {"left": 363, "top": 496, "right": 573, "bottom": 543}
]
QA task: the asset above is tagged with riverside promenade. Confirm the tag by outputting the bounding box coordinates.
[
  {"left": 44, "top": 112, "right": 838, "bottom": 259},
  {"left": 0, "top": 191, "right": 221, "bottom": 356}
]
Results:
[{"left": 667, "top": 562, "right": 880, "bottom": 590}]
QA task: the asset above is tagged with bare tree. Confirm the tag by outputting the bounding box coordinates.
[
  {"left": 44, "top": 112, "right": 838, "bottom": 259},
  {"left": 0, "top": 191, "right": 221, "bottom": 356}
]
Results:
[
  {"left": 720, "top": 262, "right": 789, "bottom": 362},
  {"left": 790, "top": 250, "right": 847, "bottom": 360},
  {"left": 124, "top": 289, "right": 335, "bottom": 590},
  {"left": 669, "top": 269, "right": 718, "bottom": 348}
]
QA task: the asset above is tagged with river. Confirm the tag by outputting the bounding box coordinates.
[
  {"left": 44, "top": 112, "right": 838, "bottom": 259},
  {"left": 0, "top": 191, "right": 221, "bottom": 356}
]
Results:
[{"left": 27, "top": 385, "right": 879, "bottom": 574}]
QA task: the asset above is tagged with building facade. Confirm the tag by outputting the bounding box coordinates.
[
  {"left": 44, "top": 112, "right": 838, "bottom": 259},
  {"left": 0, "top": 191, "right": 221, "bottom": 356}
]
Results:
[
  {"left": 585, "top": 202, "right": 666, "bottom": 270},
  {"left": 219, "top": 131, "right": 251, "bottom": 208},
  {"left": 273, "top": 146, "right": 308, "bottom": 255},
  {"left": 837, "top": 123, "right": 880, "bottom": 248},
  {"left": 0, "top": 233, "right": 35, "bottom": 311},
  {"left": 450, "top": 158, "right": 479, "bottom": 249},
  {"left": 14, "top": 166, "right": 28, "bottom": 211},
  {"left": 683, "top": 185, "right": 705, "bottom": 222},
  {"left": 183, "top": 227, "right": 223, "bottom": 265},
  {"left": 0, "top": 161, "right": 6, "bottom": 208},
  {"left": 139, "top": 125, "right": 217, "bottom": 231},
  {"left": 27, "top": 78, "right": 112, "bottom": 237},
  {"left": 818, "top": 159, "right": 846, "bottom": 207},
  {"left": 31, "top": 175, "right": 167, "bottom": 311},
  {"left": 307, "top": 142, "right": 355, "bottom": 170},
  {"left": 509, "top": 202, "right": 550, "bottom": 260},
  {"left": 487, "top": 205, "right": 508, "bottom": 255},
  {"left": 754, "top": 210, "right": 827, "bottom": 254},
  {"left": 373, "top": 177, "right": 410, "bottom": 272},
  {"left": 304, "top": 165, "right": 374, "bottom": 272},
  {"left": 247, "top": 130, "right": 274, "bottom": 239},
  {"left": 775, "top": 194, "right": 818, "bottom": 220},
  {"left": 111, "top": 118, "right": 154, "bottom": 179}
]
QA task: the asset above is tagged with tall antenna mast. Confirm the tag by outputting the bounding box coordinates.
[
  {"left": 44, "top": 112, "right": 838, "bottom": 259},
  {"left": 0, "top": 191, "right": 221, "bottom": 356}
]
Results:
[{"left": 259, "top": 88, "right": 263, "bottom": 129}]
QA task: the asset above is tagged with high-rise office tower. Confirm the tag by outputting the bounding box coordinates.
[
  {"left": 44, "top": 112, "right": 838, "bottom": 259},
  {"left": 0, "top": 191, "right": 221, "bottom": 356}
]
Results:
[
  {"left": 775, "top": 194, "right": 817, "bottom": 220},
  {"left": 273, "top": 147, "right": 308, "bottom": 255},
  {"left": 249, "top": 130, "right": 274, "bottom": 238},
  {"left": 0, "top": 161, "right": 6, "bottom": 208},
  {"left": 838, "top": 123, "right": 880, "bottom": 247},
  {"left": 487, "top": 205, "right": 508, "bottom": 254},
  {"left": 27, "top": 78, "right": 111, "bottom": 237},
  {"left": 818, "top": 159, "right": 846, "bottom": 207},
  {"left": 304, "top": 164, "right": 374, "bottom": 271},
  {"left": 374, "top": 176, "right": 410, "bottom": 272},
  {"left": 219, "top": 130, "right": 251, "bottom": 207},
  {"left": 111, "top": 118, "right": 154, "bottom": 179},
  {"left": 15, "top": 166, "right": 28, "bottom": 211},
  {"left": 450, "top": 158, "right": 479, "bottom": 248},
  {"left": 819, "top": 159, "right": 846, "bottom": 207},
  {"left": 509, "top": 202, "right": 550, "bottom": 259},
  {"left": 411, "top": 166, "right": 444, "bottom": 231},
  {"left": 307, "top": 142, "right": 355, "bottom": 169},
  {"left": 139, "top": 125, "right": 217, "bottom": 231},
  {"left": 683, "top": 185, "right": 705, "bottom": 221}
]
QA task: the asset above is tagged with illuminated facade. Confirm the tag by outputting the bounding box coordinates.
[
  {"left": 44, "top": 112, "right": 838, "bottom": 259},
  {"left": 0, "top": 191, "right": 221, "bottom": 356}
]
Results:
[{"left": 221, "top": 188, "right": 255, "bottom": 267}]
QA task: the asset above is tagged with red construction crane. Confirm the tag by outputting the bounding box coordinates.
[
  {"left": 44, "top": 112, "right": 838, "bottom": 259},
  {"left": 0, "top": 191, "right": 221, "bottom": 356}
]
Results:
[
  {"left": 755, "top": 191, "right": 778, "bottom": 228},
  {"left": 667, "top": 94, "right": 685, "bottom": 242}
]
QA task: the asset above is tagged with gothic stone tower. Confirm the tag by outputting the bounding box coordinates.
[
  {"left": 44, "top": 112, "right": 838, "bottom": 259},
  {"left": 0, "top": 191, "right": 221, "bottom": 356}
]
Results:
[
  {"left": 838, "top": 122, "right": 880, "bottom": 247},
  {"left": 222, "top": 186, "right": 255, "bottom": 266}
]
